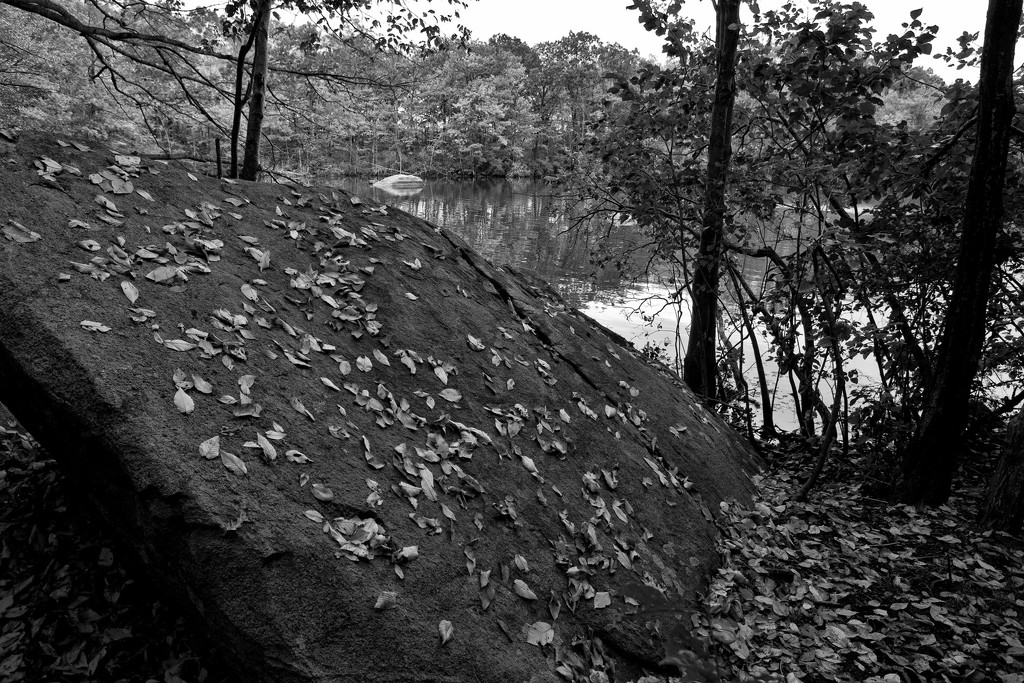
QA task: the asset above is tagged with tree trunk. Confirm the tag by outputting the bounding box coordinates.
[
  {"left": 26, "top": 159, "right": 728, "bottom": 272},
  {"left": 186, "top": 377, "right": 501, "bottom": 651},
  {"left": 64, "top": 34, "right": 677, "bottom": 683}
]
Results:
[
  {"left": 896, "top": 0, "right": 1022, "bottom": 505},
  {"left": 240, "top": 0, "right": 271, "bottom": 181},
  {"left": 229, "top": 5, "right": 262, "bottom": 179},
  {"left": 682, "top": 0, "right": 740, "bottom": 400},
  {"left": 980, "top": 411, "right": 1024, "bottom": 533}
]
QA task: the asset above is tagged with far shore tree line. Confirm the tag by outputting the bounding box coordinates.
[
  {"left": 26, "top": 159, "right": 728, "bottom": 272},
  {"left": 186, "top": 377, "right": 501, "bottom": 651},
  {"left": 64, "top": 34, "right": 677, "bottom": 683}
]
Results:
[{"left": 3, "top": 0, "right": 1024, "bottom": 534}]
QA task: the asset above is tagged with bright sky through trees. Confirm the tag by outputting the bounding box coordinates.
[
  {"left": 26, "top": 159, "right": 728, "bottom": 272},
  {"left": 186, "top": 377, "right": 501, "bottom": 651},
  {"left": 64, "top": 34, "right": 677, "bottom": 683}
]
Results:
[{"left": 460, "top": 0, "right": 987, "bottom": 83}]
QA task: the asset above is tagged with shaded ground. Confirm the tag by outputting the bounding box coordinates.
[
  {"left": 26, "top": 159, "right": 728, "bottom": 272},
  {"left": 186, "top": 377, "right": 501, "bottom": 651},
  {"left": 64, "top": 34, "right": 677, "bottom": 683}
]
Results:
[
  {"left": 0, "top": 404, "right": 235, "bottom": 682},
  {"left": 5, "top": 408, "right": 1022, "bottom": 682}
]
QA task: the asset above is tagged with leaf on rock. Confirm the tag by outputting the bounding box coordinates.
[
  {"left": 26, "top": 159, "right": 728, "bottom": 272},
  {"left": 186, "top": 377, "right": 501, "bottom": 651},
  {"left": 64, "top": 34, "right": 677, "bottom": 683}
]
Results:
[
  {"left": 256, "top": 432, "right": 277, "bottom": 460},
  {"left": 438, "top": 620, "right": 453, "bottom": 646},
  {"left": 80, "top": 320, "right": 111, "bottom": 333},
  {"left": 594, "top": 592, "right": 611, "bottom": 609},
  {"left": 356, "top": 356, "right": 372, "bottom": 372},
  {"left": 220, "top": 450, "right": 247, "bottom": 475},
  {"left": 513, "top": 579, "right": 538, "bottom": 600},
  {"left": 523, "top": 621, "right": 553, "bottom": 647},
  {"left": 2, "top": 221, "right": 41, "bottom": 243},
  {"left": 286, "top": 449, "right": 310, "bottom": 463},
  {"left": 192, "top": 374, "right": 213, "bottom": 394},
  {"left": 174, "top": 387, "right": 195, "bottom": 414},
  {"left": 372, "top": 349, "right": 390, "bottom": 366},
  {"left": 119, "top": 281, "right": 140, "bottom": 304},
  {"left": 321, "top": 377, "right": 341, "bottom": 391},
  {"left": 199, "top": 435, "right": 220, "bottom": 459},
  {"left": 439, "top": 388, "right": 462, "bottom": 403},
  {"left": 146, "top": 265, "right": 178, "bottom": 284},
  {"left": 467, "top": 334, "right": 485, "bottom": 351},
  {"left": 312, "top": 483, "right": 334, "bottom": 501},
  {"left": 163, "top": 339, "right": 196, "bottom": 352},
  {"left": 291, "top": 397, "right": 315, "bottom": 421},
  {"left": 374, "top": 591, "right": 398, "bottom": 610},
  {"left": 94, "top": 194, "right": 116, "bottom": 211}
]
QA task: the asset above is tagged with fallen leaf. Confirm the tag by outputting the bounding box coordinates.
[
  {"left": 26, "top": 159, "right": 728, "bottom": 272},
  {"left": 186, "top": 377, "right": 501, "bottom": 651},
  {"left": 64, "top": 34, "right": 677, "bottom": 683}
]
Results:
[
  {"left": 286, "top": 450, "right": 310, "bottom": 463},
  {"left": 120, "top": 281, "right": 139, "bottom": 304},
  {"left": 256, "top": 432, "right": 277, "bottom": 460},
  {"left": 374, "top": 592, "right": 398, "bottom": 610},
  {"left": 163, "top": 339, "right": 196, "bottom": 352},
  {"left": 291, "top": 396, "right": 315, "bottom": 421},
  {"left": 146, "top": 265, "right": 178, "bottom": 284},
  {"left": 80, "top": 320, "right": 111, "bottom": 333},
  {"left": 312, "top": 483, "right": 334, "bottom": 501},
  {"left": 439, "top": 388, "right": 462, "bottom": 403},
  {"left": 438, "top": 620, "right": 453, "bottom": 645},
  {"left": 174, "top": 387, "right": 195, "bottom": 414},
  {"left": 220, "top": 450, "right": 247, "bottom": 475},
  {"left": 513, "top": 579, "right": 538, "bottom": 600},
  {"left": 199, "top": 435, "right": 220, "bottom": 459},
  {"left": 3, "top": 221, "right": 41, "bottom": 243},
  {"left": 523, "top": 621, "right": 553, "bottom": 647}
]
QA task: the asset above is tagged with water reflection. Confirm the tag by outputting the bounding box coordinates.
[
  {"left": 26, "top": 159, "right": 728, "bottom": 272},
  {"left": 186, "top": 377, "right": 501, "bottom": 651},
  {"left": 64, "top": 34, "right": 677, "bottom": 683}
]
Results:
[{"left": 335, "top": 178, "right": 652, "bottom": 307}]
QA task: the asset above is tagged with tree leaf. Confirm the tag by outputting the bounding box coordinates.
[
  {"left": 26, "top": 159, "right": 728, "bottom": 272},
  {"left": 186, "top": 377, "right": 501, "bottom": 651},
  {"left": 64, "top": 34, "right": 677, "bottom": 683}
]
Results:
[
  {"left": 523, "top": 621, "right": 553, "bottom": 647},
  {"left": 291, "top": 396, "right": 314, "bottom": 421},
  {"left": 256, "top": 432, "right": 277, "bottom": 460},
  {"left": 174, "top": 387, "right": 195, "bottom": 414},
  {"left": 374, "top": 591, "right": 398, "bottom": 610},
  {"left": 120, "top": 281, "right": 139, "bottom": 304},
  {"left": 513, "top": 579, "right": 537, "bottom": 600},
  {"left": 438, "top": 620, "right": 453, "bottom": 645},
  {"left": 80, "top": 320, "right": 110, "bottom": 333},
  {"left": 220, "top": 450, "right": 247, "bottom": 475},
  {"left": 439, "top": 388, "right": 462, "bottom": 403},
  {"left": 192, "top": 374, "right": 213, "bottom": 394},
  {"left": 199, "top": 435, "right": 220, "bottom": 459},
  {"left": 2, "top": 221, "right": 41, "bottom": 243}
]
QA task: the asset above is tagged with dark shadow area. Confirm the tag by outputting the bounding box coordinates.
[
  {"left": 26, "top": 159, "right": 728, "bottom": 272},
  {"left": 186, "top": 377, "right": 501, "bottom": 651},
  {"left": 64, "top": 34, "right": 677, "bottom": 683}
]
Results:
[{"left": 0, "top": 403, "right": 235, "bottom": 683}]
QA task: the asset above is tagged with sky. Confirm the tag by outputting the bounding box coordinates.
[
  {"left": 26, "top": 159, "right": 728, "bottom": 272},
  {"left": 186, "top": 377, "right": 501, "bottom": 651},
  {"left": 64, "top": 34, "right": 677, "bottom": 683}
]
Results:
[{"left": 458, "top": 0, "right": 988, "bottom": 83}]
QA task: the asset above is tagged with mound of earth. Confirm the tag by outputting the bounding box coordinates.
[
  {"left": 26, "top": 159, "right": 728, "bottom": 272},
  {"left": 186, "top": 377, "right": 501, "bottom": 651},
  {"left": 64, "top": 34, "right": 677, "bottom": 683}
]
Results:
[{"left": 0, "top": 131, "right": 760, "bottom": 683}]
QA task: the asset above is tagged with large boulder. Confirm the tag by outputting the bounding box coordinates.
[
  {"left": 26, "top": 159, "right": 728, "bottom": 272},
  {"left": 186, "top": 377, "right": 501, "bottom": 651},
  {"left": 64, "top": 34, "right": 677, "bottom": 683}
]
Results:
[{"left": 0, "top": 132, "right": 760, "bottom": 682}]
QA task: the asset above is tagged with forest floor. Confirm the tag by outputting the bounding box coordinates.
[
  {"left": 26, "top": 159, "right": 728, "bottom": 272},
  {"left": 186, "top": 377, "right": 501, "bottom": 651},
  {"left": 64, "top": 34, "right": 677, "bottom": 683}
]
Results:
[{"left": 1, "top": 407, "right": 1022, "bottom": 683}]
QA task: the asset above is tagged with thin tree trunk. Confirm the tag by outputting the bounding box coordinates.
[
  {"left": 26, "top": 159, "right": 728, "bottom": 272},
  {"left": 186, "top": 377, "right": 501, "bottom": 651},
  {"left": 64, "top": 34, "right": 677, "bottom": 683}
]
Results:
[
  {"left": 897, "top": 0, "right": 1022, "bottom": 505},
  {"left": 229, "top": 6, "right": 261, "bottom": 179},
  {"left": 682, "top": 0, "right": 741, "bottom": 400},
  {"left": 240, "top": 0, "right": 271, "bottom": 181},
  {"left": 729, "top": 265, "right": 776, "bottom": 436}
]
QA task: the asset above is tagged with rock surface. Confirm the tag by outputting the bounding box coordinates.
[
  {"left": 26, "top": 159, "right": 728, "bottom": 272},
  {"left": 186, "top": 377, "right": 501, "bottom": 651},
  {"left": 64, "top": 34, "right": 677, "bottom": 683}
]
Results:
[{"left": 0, "top": 132, "right": 760, "bottom": 682}]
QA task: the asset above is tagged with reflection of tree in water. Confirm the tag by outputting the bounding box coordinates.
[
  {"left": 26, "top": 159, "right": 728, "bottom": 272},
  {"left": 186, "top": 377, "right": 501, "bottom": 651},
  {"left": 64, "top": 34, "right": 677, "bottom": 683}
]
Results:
[{"left": 331, "top": 178, "right": 650, "bottom": 307}]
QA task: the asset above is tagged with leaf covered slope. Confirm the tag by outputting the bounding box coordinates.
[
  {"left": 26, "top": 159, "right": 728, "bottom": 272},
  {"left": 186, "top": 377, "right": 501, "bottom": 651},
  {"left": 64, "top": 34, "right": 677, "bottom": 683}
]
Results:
[{"left": 0, "top": 132, "right": 758, "bottom": 682}]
